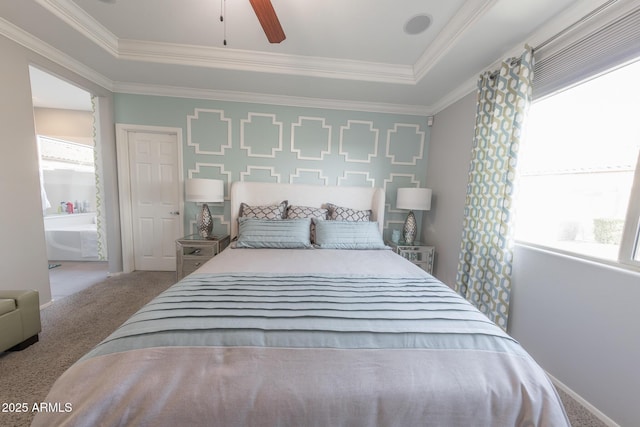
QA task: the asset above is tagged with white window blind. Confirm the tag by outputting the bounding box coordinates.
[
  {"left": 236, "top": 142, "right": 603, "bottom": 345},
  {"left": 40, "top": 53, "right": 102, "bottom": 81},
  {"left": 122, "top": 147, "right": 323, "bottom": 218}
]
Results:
[{"left": 533, "top": 5, "right": 640, "bottom": 99}]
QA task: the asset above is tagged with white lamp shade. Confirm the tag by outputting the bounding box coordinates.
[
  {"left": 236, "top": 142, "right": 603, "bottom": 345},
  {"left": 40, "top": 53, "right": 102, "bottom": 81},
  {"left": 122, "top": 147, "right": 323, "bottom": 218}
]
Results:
[
  {"left": 396, "top": 187, "right": 432, "bottom": 211},
  {"left": 185, "top": 178, "right": 224, "bottom": 203}
]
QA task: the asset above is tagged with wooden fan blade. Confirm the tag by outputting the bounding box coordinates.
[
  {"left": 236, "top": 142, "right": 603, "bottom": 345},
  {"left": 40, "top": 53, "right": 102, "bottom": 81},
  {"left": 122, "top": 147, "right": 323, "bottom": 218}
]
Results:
[{"left": 249, "top": 0, "right": 286, "bottom": 44}]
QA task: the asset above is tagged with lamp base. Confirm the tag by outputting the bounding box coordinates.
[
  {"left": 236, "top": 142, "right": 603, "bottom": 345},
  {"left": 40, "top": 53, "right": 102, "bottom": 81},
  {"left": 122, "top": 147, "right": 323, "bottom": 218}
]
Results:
[
  {"left": 403, "top": 210, "right": 417, "bottom": 244},
  {"left": 197, "top": 203, "right": 214, "bottom": 239}
]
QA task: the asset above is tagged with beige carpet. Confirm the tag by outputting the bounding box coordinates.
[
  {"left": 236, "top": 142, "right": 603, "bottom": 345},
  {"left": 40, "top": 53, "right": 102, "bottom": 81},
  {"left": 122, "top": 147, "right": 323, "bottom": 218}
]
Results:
[
  {"left": 0, "top": 270, "right": 607, "bottom": 426},
  {"left": 0, "top": 271, "right": 175, "bottom": 427}
]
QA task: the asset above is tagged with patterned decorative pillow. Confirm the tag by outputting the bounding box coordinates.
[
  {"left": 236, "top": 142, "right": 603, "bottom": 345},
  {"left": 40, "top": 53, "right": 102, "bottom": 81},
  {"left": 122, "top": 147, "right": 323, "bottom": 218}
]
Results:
[
  {"left": 239, "top": 200, "right": 287, "bottom": 219},
  {"left": 286, "top": 205, "right": 329, "bottom": 243},
  {"left": 326, "top": 203, "right": 372, "bottom": 222}
]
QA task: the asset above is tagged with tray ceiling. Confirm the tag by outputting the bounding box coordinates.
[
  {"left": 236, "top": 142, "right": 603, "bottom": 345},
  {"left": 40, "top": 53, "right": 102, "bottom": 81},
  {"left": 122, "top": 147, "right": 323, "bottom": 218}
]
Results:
[{"left": 0, "top": 0, "right": 608, "bottom": 114}]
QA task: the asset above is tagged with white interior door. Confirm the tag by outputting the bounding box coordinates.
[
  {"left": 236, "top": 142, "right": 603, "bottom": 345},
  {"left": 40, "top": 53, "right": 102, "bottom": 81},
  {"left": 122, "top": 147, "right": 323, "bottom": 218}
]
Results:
[{"left": 128, "top": 131, "right": 182, "bottom": 271}]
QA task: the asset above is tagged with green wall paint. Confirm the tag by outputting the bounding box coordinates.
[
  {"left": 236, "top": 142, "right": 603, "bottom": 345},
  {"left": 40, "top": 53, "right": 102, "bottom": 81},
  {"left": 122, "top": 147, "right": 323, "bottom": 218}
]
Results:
[{"left": 114, "top": 93, "right": 429, "bottom": 240}]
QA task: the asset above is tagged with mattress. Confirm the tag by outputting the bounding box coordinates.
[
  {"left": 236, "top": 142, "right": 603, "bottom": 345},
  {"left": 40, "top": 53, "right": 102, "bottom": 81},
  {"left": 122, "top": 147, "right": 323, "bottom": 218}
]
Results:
[{"left": 33, "top": 248, "right": 570, "bottom": 427}]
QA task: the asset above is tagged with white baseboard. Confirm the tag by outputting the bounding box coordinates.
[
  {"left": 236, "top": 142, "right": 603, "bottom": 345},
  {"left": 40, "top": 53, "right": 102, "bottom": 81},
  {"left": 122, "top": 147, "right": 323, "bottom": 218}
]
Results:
[
  {"left": 107, "top": 271, "right": 124, "bottom": 278},
  {"left": 39, "top": 300, "right": 54, "bottom": 310},
  {"left": 547, "top": 372, "right": 619, "bottom": 427}
]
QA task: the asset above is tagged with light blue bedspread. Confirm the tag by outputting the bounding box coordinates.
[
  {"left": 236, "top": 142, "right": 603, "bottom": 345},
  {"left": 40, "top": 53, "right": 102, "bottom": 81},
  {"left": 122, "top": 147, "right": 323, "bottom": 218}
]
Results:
[
  {"left": 36, "top": 265, "right": 570, "bottom": 427},
  {"left": 82, "top": 272, "right": 527, "bottom": 360}
]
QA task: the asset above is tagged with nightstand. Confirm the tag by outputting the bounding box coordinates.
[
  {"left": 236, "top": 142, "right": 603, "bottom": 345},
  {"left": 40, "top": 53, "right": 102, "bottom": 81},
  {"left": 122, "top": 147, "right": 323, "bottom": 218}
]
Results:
[
  {"left": 176, "top": 234, "right": 230, "bottom": 280},
  {"left": 386, "top": 240, "right": 435, "bottom": 274}
]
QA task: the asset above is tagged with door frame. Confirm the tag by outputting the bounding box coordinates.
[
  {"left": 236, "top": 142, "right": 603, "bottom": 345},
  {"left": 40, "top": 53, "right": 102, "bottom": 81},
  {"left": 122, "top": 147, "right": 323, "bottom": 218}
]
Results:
[{"left": 115, "top": 124, "right": 184, "bottom": 273}]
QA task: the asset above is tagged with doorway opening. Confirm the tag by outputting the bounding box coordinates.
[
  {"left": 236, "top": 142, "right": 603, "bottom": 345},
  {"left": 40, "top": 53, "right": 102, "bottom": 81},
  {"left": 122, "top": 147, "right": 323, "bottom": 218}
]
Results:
[{"left": 29, "top": 66, "right": 108, "bottom": 300}]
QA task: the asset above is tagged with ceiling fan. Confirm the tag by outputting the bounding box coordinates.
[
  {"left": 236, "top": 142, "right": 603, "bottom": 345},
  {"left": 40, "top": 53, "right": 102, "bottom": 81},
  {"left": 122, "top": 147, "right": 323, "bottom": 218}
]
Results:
[
  {"left": 249, "top": 0, "right": 286, "bottom": 44},
  {"left": 99, "top": 0, "right": 285, "bottom": 45}
]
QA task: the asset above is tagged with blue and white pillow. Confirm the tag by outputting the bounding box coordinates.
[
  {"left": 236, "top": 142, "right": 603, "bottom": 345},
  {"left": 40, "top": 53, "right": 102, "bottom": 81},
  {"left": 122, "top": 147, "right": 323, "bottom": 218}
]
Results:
[
  {"left": 236, "top": 217, "right": 312, "bottom": 249},
  {"left": 313, "top": 219, "right": 387, "bottom": 249}
]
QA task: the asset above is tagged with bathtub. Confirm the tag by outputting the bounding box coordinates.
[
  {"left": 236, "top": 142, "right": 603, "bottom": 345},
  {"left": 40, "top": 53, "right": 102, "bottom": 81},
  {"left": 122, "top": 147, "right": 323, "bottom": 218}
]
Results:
[{"left": 44, "top": 213, "right": 99, "bottom": 261}]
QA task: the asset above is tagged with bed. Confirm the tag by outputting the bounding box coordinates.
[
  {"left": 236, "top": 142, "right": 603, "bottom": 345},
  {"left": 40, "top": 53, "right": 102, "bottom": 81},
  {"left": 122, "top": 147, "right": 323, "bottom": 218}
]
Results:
[{"left": 33, "top": 182, "right": 570, "bottom": 427}]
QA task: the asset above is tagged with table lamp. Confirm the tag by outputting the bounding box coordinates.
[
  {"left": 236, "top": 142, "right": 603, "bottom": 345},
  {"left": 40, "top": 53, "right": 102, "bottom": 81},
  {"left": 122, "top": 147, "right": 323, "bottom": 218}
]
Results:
[
  {"left": 185, "top": 178, "right": 224, "bottom": 239},
  {"left": 396, "top": 187, "right": 432, "bottom": 244}
]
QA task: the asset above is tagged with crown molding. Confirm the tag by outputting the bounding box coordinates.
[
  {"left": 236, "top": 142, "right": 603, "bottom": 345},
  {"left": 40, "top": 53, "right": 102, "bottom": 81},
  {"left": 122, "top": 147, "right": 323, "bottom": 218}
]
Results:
[
  {"left": 413, "top": 0, "right": 499, "bottom": 82},
  {"left": 427, "top": 0, "right": 629, "bottom": 115},
  {"left": 118, "top": 39, "right": 416, "bottom": 84},
  {"left": 527, "top": 0, "right": 638, "bottom": 57},
  {"left": 9, "top": 0, "right": 626, "bottom": 118},
  {"left": 34, "top": 0, "right": 416, "bottom": 84},
  {"left": 30, "top": 0, "right": 508, "bottom": 86},
  {"left": 0, "top": 16, "right": 113, "bottom": 90},
  {"left": 113, "top": 81, "right": 433, "bottom": 117},
  {"left": 35, "top": 0, "right": 119, "bottom": 56},
  {"left": 32, "top": 0, "right": 497, "bottom": 86},
  {"left": 0, "top": 14, "right": 432, "bottom": 116},
  {"left": 32, "top": 0, "right": 510, "bottom": 86},
  {"left": 429, "top": 76, "right": 477, "bottom": 114}
]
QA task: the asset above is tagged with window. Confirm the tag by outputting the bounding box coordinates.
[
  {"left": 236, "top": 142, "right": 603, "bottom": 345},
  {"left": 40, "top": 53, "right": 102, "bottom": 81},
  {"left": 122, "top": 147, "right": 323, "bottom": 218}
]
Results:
[
  {"left": 37, "top": 136, "right": 97, "bottom": 216},
  {"left": 38, "top": 136, "right": 95, "bottom": 173},
  {"left": 515, "top": 59, "right": 640, "bottom": 268}
]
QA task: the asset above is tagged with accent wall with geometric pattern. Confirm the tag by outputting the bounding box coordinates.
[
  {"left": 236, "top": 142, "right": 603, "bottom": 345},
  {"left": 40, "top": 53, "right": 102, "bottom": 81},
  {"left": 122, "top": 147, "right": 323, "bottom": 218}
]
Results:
[{"left": 114, "top": 93, "right": 430, "bottom": 240}]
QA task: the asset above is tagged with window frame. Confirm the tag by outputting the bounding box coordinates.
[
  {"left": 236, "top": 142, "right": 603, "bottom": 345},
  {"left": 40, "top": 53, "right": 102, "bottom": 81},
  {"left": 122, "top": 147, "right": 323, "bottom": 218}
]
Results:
[
  {"left": 517, "top": 0, "right": 640, "bottom": 272},
  {"left": 515, "top": 81, "right": 640, "bottom": 272},
  {"left": 618, "top": 150, "right": 640, "bottom": 268}
]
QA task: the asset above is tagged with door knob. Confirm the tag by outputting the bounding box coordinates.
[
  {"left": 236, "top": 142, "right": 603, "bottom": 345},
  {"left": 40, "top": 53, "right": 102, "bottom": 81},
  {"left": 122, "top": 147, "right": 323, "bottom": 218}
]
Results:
[{"left": 169, "top": 211, "right": 180, "bottom": 215}]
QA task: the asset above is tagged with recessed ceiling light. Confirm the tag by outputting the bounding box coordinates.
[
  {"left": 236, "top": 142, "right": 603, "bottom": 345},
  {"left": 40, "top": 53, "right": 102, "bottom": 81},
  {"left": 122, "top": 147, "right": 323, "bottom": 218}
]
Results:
[{"left": 404, "top": 14, "right": 431, "bottom": 35}]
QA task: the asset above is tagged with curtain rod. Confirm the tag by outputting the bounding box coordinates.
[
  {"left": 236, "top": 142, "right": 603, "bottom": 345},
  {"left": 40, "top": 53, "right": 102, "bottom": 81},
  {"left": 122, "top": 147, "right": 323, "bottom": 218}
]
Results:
[
  {"left": 533, "top": 0, "right": 619, "bottom": 53},
  {"left": 489, "top": 0, "right": 618, "bottom": 79},
  {"left": 488, "top": 0, "right": 619, "bottom": 79}
]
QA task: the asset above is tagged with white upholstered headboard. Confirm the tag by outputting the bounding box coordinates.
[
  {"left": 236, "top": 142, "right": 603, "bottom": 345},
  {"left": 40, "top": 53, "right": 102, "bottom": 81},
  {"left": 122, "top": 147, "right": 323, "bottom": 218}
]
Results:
[{"left": 230, "top": 182, "right": 385, "bottom": 238}]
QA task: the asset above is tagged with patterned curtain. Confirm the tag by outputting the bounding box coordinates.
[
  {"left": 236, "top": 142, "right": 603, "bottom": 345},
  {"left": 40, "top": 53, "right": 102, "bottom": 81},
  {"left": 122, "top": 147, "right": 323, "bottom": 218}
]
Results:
[
  {"left": 455, "top": 47, "right": 534, "bottom": 331},
  {"left": 92, "top": 96, "right": 108, "bottom": 261}
]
